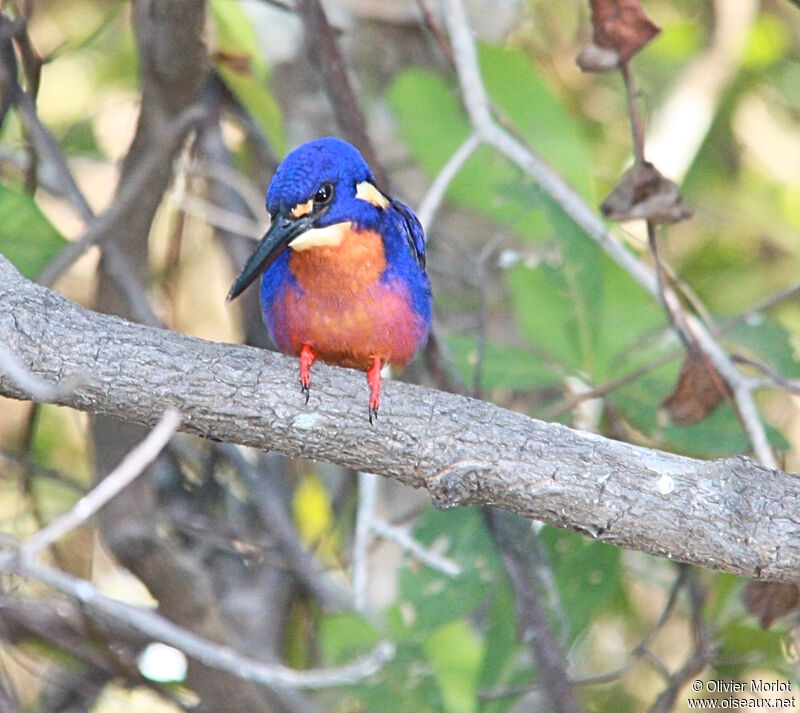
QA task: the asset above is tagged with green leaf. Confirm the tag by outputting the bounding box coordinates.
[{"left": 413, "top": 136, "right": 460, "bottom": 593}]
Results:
[
  {"left": 508, "top": 261, "right": 582, "bottom": 371},
  {"left": 539, "top": 527, "right": 627, "bottom": 640},
  {"left": 480, "top": 580, "right": 530, "bottom": 713},
  {"left": 424, "top": 621, "right": 483, "bottom": 713},
  {"left": 0, "top": 183, "right": 67, "bottom": 278},
  {"left": 358, "top": 642, "right": 442, "bottom": 713},
  {"left": 743, "top": 14, "right": 790, "bottom": 71},
  {"left": 478, "top": 44, "right": 592, "bottom": 197},
  {"left": 319, "top": 613, "right": 380, "bottom": 665},
  {"left": 389, "top": 70, "right": 547, "bottom": 238},
  {"left": 209, "top": 0, "right": 285, "bottom": 154},
  {"left": 387, "top": 70, "right": 470, "bottom": 174},
  {"left": 60, "top": 120, "right": 102, "bottom": 156},
  {"left": 445, "top": 334, "right": 563, "bottom": 391},
  {"left": 725, "top": 316, "right": 800, "bottom": 379},
  {"left": 507, "top": 212, "right": 604, "bottom": 376},
  {"left": 387, "top": 43, "right": 596, "bottom": 242},
  {"left": 397, "top": 506, "right": 503, "bottom": 634},
  {"left": 595, "top": 258, "right": 666, "bottom": 378},
  {"left": 716, "top": 622, "right": 793, "bottom": 678}
]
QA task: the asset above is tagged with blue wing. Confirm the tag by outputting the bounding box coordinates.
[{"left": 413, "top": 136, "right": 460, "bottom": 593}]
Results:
[{"left": 391, "top": 199, "right": 426, "bottom": 269}]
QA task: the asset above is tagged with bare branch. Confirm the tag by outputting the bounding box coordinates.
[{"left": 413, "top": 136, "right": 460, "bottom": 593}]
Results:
[
  {"left": 649, "top": 571, "right": 713, "bottom": 713},
  {"left": 716, "top": 279, "right": 800, "bottom": 334},
  {"left": 440, "top": 0, "right": 778, "bottom": 469},
  {"left": 417, "top": 131, "right": 481, "bottom": 230},
  {"left": 218, "top": 443, "right": 352, "bottom": 612},
  {"left": 484, "top": 508, "right": 584, "bottom": 713},
  {"left": 21, "top": 410, "right": 182, "bottom": 560},
  {"left": 371, "top": 518, "right": 461, "bottom": 578},
  {"left": 297, "top": 0, "right": 387, "bottom": 187},
  {"left": 353, "top": 472, "right": 378, "bottom": 612},
  {"left": 36, "top": 105, "right": 204, "bottom": 287},
  {"left": 1, "top": 255, "right": 798, "bottom": 582},
  {"left": 187, "top": 160, "right": 267, "bottom": 221},
  {"left": 171, "top": 192, "right": 262, "bottom": 240},
  {"left": 0, "top": 555, "right": 394, "bottom": 690}
]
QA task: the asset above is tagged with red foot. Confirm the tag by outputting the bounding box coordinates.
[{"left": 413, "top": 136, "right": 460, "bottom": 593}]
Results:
[
  {"left": 299, "top": 344, "right": 316, "bottom": 404},
  {"left": 367, "top": 356, "right": 382, "bottom": 424}
]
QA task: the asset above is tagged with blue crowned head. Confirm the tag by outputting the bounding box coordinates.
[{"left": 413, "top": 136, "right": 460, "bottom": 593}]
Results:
[{"left": 266, "top": 137, "right": 383, "bottom": 229}]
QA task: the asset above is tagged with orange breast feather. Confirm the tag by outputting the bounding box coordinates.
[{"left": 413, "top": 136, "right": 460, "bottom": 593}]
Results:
[{"left": 269, "top": 227, "right": 427, "bottom": 370}]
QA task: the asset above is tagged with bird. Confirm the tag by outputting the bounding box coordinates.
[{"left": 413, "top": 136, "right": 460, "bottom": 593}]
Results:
[{"left": 226, "top": 136, "right": 432, "bottom": 423}]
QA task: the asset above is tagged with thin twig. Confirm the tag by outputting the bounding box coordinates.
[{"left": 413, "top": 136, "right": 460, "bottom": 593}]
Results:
[
  {"left": 36, "top": 105, "right": 204, "bottom": 287},
  {"left": 371, "top": 518, "right": 461, "bottom": 577},
  {"left": 352, "top": 472, "right": 378, "bottom": 612},
  {"left": 440, "top": 0, "right": 778, "bottom": 469},
  {"left": 101, "top": 242, "right": 163, "bottom": 328},
  {"left": 413, "top": 0, "right": 454, "bottom": 63},
  {"left": 620, "top": 61, "right": 645, "bottom": 166},
  {"left": 626, "top": 54, "right": 736, "bottom": 436},
  {"left": 171, "top": 192, "right": 262, "bottom": 239},
  {"left": 0, "top": 449, "right": 86, "bottom": 492},
  {"left": 716, "top": 279, "right": 800, "bottom": 334},
  {"left": 483, "top": 508, "right": 585, "bottom": 713},
  {"left": 21, "top": 410, "right": 182, "bottom": 559},
  {"left": 0, "top": 555, "right": 394, "bottom": 690},
  {"left": 218, "top": 443, "right": 352, "bottom": 612},
  {"left": 575, "top": 564, "right": 687, "bottom": 686},
  {"left": 187, "top": 160, "right": 267, "bottom": 221},
  {"left": 621, "top": 55, "right": 697, "bottom": 356},
  {"left": 543, "top": 276, "right": 800, "bottom": 420},
  {"left": 541, "top": 350, "right": 677, "bottom": 421},
  {"left": 480, "top": 565, "right": 689, "bottom": 700},
  {"left": 731, "top": 354, "right": 800, "bottom": 396},
  {"left": 297, "top": 0, "right": 387, "bottom": 187},
  {"left": 417, "top": 131, "right": 480, "bottom": 231},
  {"left": 649, "top": 571, "right": 713, "bottom": 713},
  {"left": 0, "top": 343, "right": 81, "bottom": 402}
]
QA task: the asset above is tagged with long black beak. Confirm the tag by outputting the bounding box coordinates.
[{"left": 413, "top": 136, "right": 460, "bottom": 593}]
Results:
[{"left": 226, "top": 211, "right": 317, "bottom": 303}]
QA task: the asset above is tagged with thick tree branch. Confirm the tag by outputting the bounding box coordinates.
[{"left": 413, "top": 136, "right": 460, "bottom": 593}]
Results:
[{"left": 1, "top": 255, "right": 798, "bottom": 582}]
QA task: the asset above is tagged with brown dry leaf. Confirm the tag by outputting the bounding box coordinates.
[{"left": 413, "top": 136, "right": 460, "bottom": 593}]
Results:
[
  {"left": 742, "top": 581, "right": 800, "bottom": 629},
  {"left": 601, "top": 161, "right": 692, "bottom": 224},
  {"left": 661, "top": 352, "right": 731, "bottom": 426},
  {"left": 590, "top": 0, "right": 660, "bottom": 63}
]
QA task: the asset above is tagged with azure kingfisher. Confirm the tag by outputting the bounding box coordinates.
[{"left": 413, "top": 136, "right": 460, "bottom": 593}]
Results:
[{"left": 226, "top": 137, "right": 432, "bottom": 422}]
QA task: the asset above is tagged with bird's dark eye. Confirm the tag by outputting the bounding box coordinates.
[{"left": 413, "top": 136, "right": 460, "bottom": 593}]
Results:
[{"left": 313, "top": 183, "right": 334, "bottom": 205}]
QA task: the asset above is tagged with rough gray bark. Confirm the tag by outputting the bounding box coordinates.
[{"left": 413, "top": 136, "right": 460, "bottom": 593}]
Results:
[{"left": 1, "top": 255, "right": 799, "bottom": 583}]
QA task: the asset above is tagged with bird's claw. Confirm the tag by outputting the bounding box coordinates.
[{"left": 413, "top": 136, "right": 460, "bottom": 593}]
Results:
[
  {"left": 299, "top": 344, "right": 315, "bottom": 406},
  {"left": 367, "top": 356, "right": 381, "bottom": 426}
]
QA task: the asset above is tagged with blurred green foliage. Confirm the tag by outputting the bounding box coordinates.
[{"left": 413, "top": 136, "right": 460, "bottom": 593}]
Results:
[{"left": 0, "top": 183, "right": 66, "bottom": 278}]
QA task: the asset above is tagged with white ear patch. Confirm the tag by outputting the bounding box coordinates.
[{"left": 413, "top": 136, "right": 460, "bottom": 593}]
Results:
[
  {"left": 289, "top": 221, "right": 352, "bottom": 251},
  {"left": 355, "top": 181, "right": 390, "bottom": 210}
]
